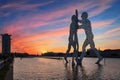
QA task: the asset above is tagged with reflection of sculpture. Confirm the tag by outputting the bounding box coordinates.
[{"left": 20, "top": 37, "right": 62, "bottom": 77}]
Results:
[
  {"left": 64, "top": 15, "right": 78, "bottom": 66},
  {"left": 77, "top": 11, "right": 103, "bottom": 64},
  {"left": 64, "top": 63, "right": 103, "bottom": 79}
]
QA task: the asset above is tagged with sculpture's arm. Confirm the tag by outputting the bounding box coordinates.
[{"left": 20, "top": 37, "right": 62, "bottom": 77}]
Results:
[
  {"left": 75, "top": 9, "right": 78, "bottom": 18},
  {"left": 78, "top": 24, "right": 84, "bottom": 29},
  {"left": 75, "top": 9, "right": 80, "bottom": 23},
  {"left": 69, "top": 24, "right": 74, "bottom": 41},
  {"left": 78, "top": 20, "right": 82, "bottom": 23}
]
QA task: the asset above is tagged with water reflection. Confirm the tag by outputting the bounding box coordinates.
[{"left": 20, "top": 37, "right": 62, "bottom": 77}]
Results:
[
  {"left": 64, "top": 64, "right": 87, "bottom": 80},
  {"left": 88, "top": 64, "right": 103, "bottom": 80},
  {"left": 14, "top": 58, "right": 120, "bottom": 80},
  {"left": 64, "top": 63, "right": 104, "bottom": 80}
]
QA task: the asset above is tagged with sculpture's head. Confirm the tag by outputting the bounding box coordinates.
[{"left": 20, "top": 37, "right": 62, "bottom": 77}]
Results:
[
  {"left": 81, "top": 12, "right": 88, "bottom": 19},
  {"left": 71, "top": 15, "right": 77, "bottom": 23}
]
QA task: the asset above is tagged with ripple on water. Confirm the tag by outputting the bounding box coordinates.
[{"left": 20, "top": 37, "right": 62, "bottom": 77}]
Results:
[{"left": 14, "top": 58, "right": 120, "bottom": 80}]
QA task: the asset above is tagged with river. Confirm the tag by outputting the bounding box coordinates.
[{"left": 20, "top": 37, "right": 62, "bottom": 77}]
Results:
[{"left": 13, "top": 57, "right": 120, "bottom": 80}]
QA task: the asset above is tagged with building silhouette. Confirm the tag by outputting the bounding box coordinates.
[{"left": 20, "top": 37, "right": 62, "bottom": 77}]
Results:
[{"left": 1, "top": 33, "right": 11, "bottom": 56}]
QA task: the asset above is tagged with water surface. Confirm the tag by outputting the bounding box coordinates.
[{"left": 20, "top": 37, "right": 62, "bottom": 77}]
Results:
[{"left": 14, "top": 58, "right": 120, "bottom": 80}]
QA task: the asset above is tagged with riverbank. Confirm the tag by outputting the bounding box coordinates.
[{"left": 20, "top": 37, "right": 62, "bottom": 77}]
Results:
[
  {"left": 5, "top": 63, "right": 13, "bottom": 80},
  {"left": 0, "top": 57, "right": 13, "bottom": 80},
  {"left": 0, "top": 62, "right": 12, "bottom": 80}
]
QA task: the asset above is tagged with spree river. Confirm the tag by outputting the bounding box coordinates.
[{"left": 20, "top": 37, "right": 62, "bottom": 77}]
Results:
[{"left": 14, "top": 57, "right": 120, "bottom": 80}]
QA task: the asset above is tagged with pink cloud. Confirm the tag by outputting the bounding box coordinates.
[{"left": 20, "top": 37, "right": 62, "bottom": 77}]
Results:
[
  {"left": 89, "top": 5, "right": 111, "bottom": 17},
  {"left": 0, "top": 12, "right": 11, "bottom": 17},
  {"left": 92, "top": 19, "right": 115, "bottom": 28},
  {"left": 1, "top": 0, "right": 115, "bottom": 34},
  {"left": 0, "top": 0, "right": 117, "bottom": 54},
  {"left": 1, "top": 17, "right": 69, "bottom": 35},
  {"left": 9, "top": 26, "right": 69, "bottom": 53},
  {"left": 17, "top": 1, "right": 54, "bottom": 10},
  {"left": 88, "top": 0, "right": 113, "bottom": 17},
  {"left": 0, "top": 0, "right": 55, "bottom": 17},
  {"left": 32, "top": 0, "right": 114, "bottom": 21},
  {"left": 13, "top": 27, "right": 68, "bottom": 42},
  {"left": 105, "top": 27, "right": 120, "bottom": 34},
  {"left": 0, "top": 1, "right": 54, "bottom": 11},
  {"left": 95, "top": 27, "right": 120, "bottom": 40}
]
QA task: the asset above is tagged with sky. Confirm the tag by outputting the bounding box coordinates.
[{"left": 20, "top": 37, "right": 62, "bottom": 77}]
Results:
[{"left": 0, "top": 0, "right": 120, "bottom": 54}]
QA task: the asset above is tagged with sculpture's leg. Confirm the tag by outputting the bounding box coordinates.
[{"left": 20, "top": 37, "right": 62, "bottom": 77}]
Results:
[
  {"left": 75, "top": 50, "right": 78, "bottom": 63},
  {"left": 72, "top": 42, "right": 77, "bottom": 66},
  {"left": 94, "top": 49, "right": 103, "bottom": 64},
  {"left": 90, "top": 40, "right": 103, "bottom": 64},
  {"left": 74, "top": 30, "right": 79, "bottom": 63},
  {"left": 64, "top": 52, "right": 69, "bottom": 63},
  {"left": 79, "top": 39, "right": 89, "bottom": 64},
  {"left": 64, "top": 43, "right": 71, "bottom": 63},
  {"left": 75, "top": 38, "right": 79, "bottom": 62},
  {"left": 72, "top": 50, "right": 76, "bottom": 66}
]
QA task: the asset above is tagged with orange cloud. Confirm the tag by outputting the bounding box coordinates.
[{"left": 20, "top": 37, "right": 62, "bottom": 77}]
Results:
[
  {"left": 11, "top": 27, "right": 69, "bottom": 54},
  {"left": 99, "top": 39, "right": 120, "bottom": 50},
  {"left": 49, "top": 47, "right": 67, "bottom": 53},
  {"left": 12, "top": 39, "right": 57, "bottom": 54},
  {"left": 0, "top": 0, "right": 117, "bottom": 54}
]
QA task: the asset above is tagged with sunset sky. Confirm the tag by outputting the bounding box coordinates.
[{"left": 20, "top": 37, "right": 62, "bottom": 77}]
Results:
[{"left": 0, "top": 0, "right": 120, "bottom": 54}]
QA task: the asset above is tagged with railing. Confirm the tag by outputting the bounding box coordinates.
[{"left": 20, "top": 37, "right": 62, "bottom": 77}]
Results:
[
  {"left": 0, "top": 60, "right": 4, "bottom": 69},
  {"left": 0, "top": 57, "right": 13, "bottom": 70}
]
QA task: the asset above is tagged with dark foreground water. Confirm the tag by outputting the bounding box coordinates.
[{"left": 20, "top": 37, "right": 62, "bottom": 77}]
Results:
[{"left": 14, "top": 57, "right": 120, "bottom": 80}]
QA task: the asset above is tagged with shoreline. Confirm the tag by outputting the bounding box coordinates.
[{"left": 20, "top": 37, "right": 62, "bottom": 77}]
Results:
[{"left": 5, "top": 62, "right": 13, "bottom": 80}]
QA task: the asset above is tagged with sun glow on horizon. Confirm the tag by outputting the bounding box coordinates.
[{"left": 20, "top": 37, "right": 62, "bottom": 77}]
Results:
[{"left": 41, "top": 50, "right": 48, "bottom": 54}]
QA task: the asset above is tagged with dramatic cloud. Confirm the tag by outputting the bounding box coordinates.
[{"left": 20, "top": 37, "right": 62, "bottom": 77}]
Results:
[
  {"left": 0, "top": 0, "right": 55, "bottom": 11},
  {"left": 0, "top": 0, "right": 119, "bottom": 54},
  {"left": 95, "top": 27, "right": 120, "bottom": 40},
  {"left": 92, "top": 19, "right": 115, "bottom": 28}
]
